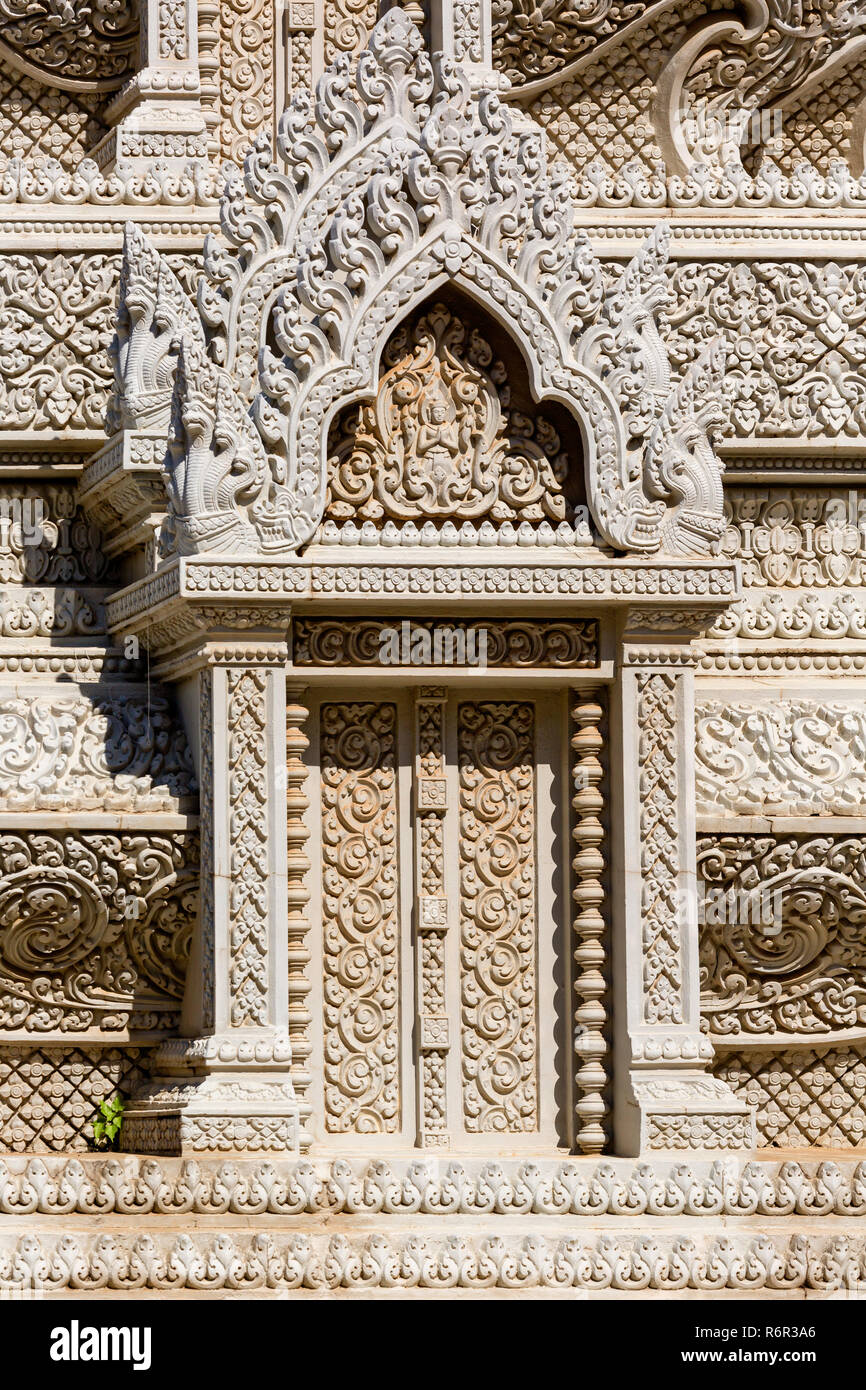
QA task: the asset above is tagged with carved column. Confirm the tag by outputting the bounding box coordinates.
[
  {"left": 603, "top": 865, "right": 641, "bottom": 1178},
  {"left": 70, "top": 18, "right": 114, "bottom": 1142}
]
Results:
[
  {"left": 122, "top": 641, "right": 299, "bottom": 1154},
  {"left": 413, "top": 687, "right": 451, "bottom": 1147},
  {"left": 286, "top": 684, "right": 313, "bottom": 1150},
  {"left": 609, "top": 615, "right": 754, "bottom": 1153},
  {"left": 570, "top": 689, "right": 608, "bottom": 1154},
  {"left": 96, "top": 0, "right": 207, "bottom": 174}
]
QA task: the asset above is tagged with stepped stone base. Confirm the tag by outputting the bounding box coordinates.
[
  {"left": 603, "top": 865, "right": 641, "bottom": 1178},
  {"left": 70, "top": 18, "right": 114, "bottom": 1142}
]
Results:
[{"left": 2, "top": 1153, "right": 866, "bottom": 1296}]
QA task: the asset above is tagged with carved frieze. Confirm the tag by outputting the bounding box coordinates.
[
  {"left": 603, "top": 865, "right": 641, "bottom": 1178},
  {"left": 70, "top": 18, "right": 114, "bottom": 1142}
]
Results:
[
  {"left": 721, "top": 487, "right": 866, "bottom": 588},
  {"left": 0, "top": 693, "right": 196, "bottom": 810},
  {"left": 696, "top": 701, "right": 866, "bottom": 817},
  {"left": 293, "top": 618, "right": 599, "bottom": 667},
  {"left": 698, "top": 834, "right": 866, "bottom": 1038},
  {"left": 0, "top": 832, "right": 197, "bottom": 1035}
]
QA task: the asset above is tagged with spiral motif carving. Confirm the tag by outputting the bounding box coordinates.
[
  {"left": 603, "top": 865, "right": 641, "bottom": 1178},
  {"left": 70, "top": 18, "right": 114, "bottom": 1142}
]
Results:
[
  {"left": 0, "top": 866, "right": 110, "bottom": 973},
  {"left": 321, "top": 702, "right": 400, "bottom": 1133},
  {"left": 458, "top": 702, "right": 538, "bottom": 1133}
]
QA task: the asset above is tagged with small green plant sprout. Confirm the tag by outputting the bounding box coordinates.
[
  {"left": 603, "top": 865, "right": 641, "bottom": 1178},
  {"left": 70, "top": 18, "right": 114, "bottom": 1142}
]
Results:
[{"left": 92, "top": 1094, "right": 125, "bottom": 1149}]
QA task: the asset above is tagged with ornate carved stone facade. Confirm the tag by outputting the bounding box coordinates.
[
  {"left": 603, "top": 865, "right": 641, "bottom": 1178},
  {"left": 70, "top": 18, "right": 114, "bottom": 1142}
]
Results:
[{"left": 1, "top": 0, "right": 865, "bottom": 1301}]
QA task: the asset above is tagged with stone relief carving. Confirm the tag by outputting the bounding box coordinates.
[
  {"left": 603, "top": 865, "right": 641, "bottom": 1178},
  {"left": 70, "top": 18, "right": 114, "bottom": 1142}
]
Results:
[
  {"left": 714, "top": 1047, "right": 866, "bottom": 1148},
  {"left": 226, "top": 668, "right": 270, "bottom": 1028},
  {"left": 696, "top": 701, "right": 866, "bottom": 816},
  {"left": 0, "top": 832, "right": 197, "bottom": 1035},
  {"left": 768, "top": 60, "right": 866, "bottom": 175},
  {"left": 218, "top": 0, "right": 275, "bottom": 163},
  {"left": 5, "top": 1151, "right": 866, "bottom": 1216},
  {"left": 668, "top": 261, "right": 866, "bottom": 441},
  {"left": 638, "top": 671, "right": 683, "bottom": 1025},
  {"left": 492, "top": 0, "right": 652, "bottom": 87},
  {"left": 0, "top": 0, "right": 138, "bottom": 88},
  {"left": 114, "top": 10, "right": 726, "bottom": 557},
  {"left": 112, "top": 225, "right": 205, "bottom": 435},
  {"left": 709, "top": 591, "right": 866, "bottom": 641},
  {"left": 721, "top": 487, "right": 866, "bottom": 588},
  {"left": 0, "top": 252, "right": 116, "bottom": 432},
  {"left": 323, "top": 0, "right": 378, "bottom": 65},
  {"left": 459, "top": 701, "right": 539, "bottom": 1133},
  {"left": 650, "top": 0, "right": 866, "bottom": 177},
  {"left": 320, "top": 702, "right": 400, "bottom": 1134},
  {"left": 0, "top": 1047, "right": 152, "bottom": 1152},
  {"left": 0, "top": 482, "right": 106, "bottom": 584},
  {"left": 3, "top": 1224, "right": 866, "bottom": 1290},
  {"left": 326, "top": 302, "right": 581, "bottom": 532},
  {"left": 0, "top": 694, "right": 196, "bottom": 810},
  {"left": 698, "top": 834, "right": 866, "bottom": 1038},
  {"left": 293, "top": 618, "right": 599, "bottom": 667},
  {"left": 415, "top": 689, "right": 449, "bottom": 1147},
  {"left": 0, "top": 61, "right": 106, "bottom": 169}
]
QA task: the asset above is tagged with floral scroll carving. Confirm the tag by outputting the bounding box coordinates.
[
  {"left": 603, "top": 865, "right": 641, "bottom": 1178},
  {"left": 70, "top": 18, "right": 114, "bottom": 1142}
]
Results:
[
  {"left": 668, "top": 261, "right": 866, "bottom": 442},
  {"left": 0, "top": 694, "right": 196, "bottom": 811},
  {"left": 638, "top": 671, "right": 683, "bottom": 1026},
  {"left": 0, "top": 253, "right": 116, "bottom": 432},
  {"left": 698, "top": 835, "right": 866, "bottom": 1038},
  {"left": 320, "top": 702, "right": 400, "bottom": 1134},
  {"left": 227, "top": 669, "right": 270, "bottom": 1028},
  {"left": 0, "top": 0, "right": 138, "bottom": 89},
  {"left": 0, "top": 832, "right": 197, "bottom": 1035},
  {"left": 293, "top": 618, "right": 599, "bottom": 667},
  {"left": 491, "top": 0, "right": 651, "bottom": 87},
  {"left": 458, "top": 701, "right": 538, "bottom": 1134},
  {"left": 696, "top": 701, "right": 866, "bottom": 817}
]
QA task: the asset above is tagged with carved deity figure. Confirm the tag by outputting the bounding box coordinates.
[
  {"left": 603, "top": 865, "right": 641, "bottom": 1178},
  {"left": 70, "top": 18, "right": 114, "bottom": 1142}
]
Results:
[{"left": 326, "top": 302, "right": 573, "bottom": 527}]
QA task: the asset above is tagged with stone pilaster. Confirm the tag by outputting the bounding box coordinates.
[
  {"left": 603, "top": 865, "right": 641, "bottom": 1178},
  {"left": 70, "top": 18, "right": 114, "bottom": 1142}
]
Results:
[
  {"left": 122, "top": 641, "right": 299, "bottom": 1154},
  {"left": 609, "top": 614, "right": 754, "bottom": 1153},
  {"left": 94, "top": 0, "right": 207, "bottom": 174},
  {"left": 428, "top": 0, "right": 501, "bottom": 90},
  {"left": 413, "top": 687, "right": 451, "bottom": 1148}
]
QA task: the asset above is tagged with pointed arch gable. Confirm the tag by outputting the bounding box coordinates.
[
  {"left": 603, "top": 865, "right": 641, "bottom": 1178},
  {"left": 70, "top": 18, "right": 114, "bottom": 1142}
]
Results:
[{"left": 114, "top": 9, "right": 726, "bottom": 560}]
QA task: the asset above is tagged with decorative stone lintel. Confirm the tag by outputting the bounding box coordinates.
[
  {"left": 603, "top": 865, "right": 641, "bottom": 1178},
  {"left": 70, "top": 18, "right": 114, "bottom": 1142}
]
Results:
[
  {"left": 122, "top": 636, "right": 300, "bottom": 1156},
  {"left": 610, "top": 625, "right": 754, "bottom": 1154}
]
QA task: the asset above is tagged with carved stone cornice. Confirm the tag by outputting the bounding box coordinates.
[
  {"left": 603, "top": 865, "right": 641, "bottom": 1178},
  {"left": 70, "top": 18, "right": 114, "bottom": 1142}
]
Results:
[{"left": 105, "top": 554, "right": 740, "bottom": 660}]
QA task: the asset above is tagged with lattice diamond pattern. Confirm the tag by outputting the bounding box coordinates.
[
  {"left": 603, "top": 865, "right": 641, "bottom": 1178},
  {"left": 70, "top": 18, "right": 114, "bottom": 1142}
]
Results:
[
  {"left": 715, "top": 1049, "right": 866, "bottom": 1148},
  {"left": 0, "top": 59, "right": 106, "bottom": 169},
  {"left": 0, "top": 1048, "right": 152, "bottom": 1152},
  {"left": 526, "top": 4, "right": 707, "bottom": 169}
]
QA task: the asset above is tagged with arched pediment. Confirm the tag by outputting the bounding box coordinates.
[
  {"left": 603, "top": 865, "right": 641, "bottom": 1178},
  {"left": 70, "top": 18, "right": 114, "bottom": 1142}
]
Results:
[{"left": 113, "top": 7, "right": 727, "bottom": 559}]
